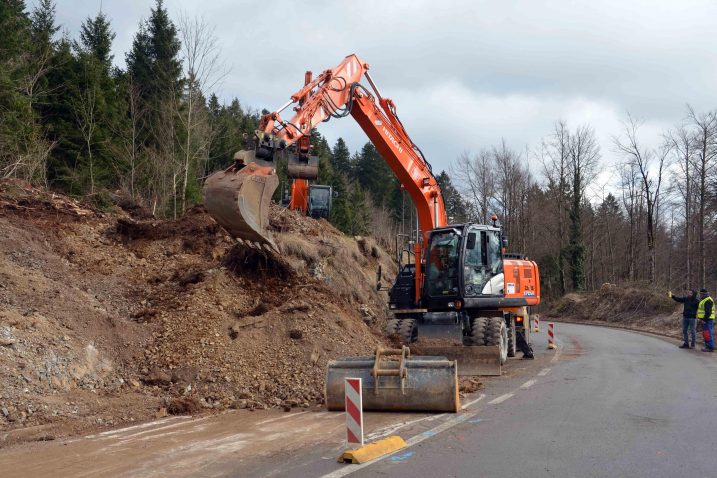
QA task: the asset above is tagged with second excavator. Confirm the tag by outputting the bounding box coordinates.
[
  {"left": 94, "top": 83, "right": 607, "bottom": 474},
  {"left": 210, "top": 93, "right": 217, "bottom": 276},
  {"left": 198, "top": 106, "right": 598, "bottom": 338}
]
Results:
[{"left": 203, "top": 54, "right": 540, "bottom": 412}]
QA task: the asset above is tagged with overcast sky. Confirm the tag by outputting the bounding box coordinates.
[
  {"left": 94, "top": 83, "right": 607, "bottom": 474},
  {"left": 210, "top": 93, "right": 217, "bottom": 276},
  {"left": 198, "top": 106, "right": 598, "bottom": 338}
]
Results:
[{"left": 48, "top": 0, "right": 717, "bottom": 192}]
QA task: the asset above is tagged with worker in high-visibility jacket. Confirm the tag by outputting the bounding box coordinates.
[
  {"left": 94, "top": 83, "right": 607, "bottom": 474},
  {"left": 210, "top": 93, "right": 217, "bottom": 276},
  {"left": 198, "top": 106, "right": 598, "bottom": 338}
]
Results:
[{"left": 696, "top": 288, "right": 714, "bottom": 353}]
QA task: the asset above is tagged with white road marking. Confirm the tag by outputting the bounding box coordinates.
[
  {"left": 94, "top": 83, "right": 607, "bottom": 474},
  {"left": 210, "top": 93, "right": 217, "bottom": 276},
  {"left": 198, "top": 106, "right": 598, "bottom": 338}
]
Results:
[
  {"left": 551, "top": 346, "right": 562, "bottom": 363},
  {"left": 364, "top": 414, "right": 446, "bottom": 442},
  {"left": 488, "top": 393, "right": 514, "bottom": 405},
  {"left": 538, "top": 368, "right": 551, "bottom": 376},
  {"left": 255, "top": 411, "right": 309, "bottom": 426},
  {"left": 461, "top": 393, "right": 486, "bottom": 410},
  {"left": 520, "top": 379, "right": 537, "bottom": 389},
  {"left": 85, "top": 416, "right": 191, "bottom": 439}
]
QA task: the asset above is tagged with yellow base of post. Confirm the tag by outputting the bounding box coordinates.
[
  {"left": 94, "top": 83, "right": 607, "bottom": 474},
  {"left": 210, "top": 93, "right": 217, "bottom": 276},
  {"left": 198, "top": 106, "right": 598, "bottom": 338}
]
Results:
[
  {"left": 547, "top": 343, "right": 557, "bottom": 350},
  {"left": 533, "top": 328, "right": 540, "bottom": 333},
  {"left": 338, "top": 436, "right": 407, "bottom": 464}
]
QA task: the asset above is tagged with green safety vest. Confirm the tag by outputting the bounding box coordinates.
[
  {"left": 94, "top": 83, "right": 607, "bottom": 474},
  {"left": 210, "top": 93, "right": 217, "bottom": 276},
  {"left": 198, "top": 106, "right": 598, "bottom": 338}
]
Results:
[{"left": 697, "top": 297, "right": 715, "bottom": 319}]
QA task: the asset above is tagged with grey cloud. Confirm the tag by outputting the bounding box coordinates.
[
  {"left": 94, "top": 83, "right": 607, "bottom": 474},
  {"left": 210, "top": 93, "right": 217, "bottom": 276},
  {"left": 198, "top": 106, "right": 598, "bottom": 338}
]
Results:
[{"left": 47, "top": 0, "right": 717, "bottom": 174}]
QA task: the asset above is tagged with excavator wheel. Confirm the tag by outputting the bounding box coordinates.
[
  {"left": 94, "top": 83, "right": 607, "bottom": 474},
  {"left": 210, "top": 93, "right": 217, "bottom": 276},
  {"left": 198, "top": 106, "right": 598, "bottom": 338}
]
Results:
[
  {"left": 469, "top": 317, "right": 489, "bottom": 345},
  {"left": 396, "top": 318, "right": 418, "bottom": 344},
  {"left": 386, "top": 318, "right": 402, "bottom": 336},
  {"left": 385, "top": 318, "right": 417, "bottom": 343},
  {"left": 507, "top": 318, "right": 517, "bottom": 358},
  {"left": 484, "top": 317, "right": 508, "bottom": 365}
]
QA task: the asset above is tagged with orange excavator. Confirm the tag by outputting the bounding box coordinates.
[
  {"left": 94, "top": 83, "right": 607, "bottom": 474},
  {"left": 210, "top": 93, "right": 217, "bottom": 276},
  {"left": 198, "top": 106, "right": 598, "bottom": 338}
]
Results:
[{"left": 203, "top": 54, "right": 540, "bottom": 412}]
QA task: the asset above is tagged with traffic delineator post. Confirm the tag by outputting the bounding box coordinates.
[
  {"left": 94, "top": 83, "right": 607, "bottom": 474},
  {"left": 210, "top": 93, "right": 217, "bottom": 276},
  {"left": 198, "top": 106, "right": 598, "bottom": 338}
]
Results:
[
  {"left": 338, "top": 377, "right": 407, "bottom": 464},
  {"left": 547, "top": 322, "right": 557, "bottom": 350},
  {"left": 533, "top": 315, "right": 540, "bottom": 333},
  {"left": 344, "top": 377, "right": 363, "bottom": 446}
]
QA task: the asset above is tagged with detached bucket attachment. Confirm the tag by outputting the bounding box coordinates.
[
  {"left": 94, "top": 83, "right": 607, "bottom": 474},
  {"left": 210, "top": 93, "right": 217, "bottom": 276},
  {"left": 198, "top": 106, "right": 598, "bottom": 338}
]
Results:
[
  {"left": 414, "top": 345, "right": 502, "bottom": 377},
  {"left": 203, "top": 151, "right": 279, "bottom": 249},
  {"left": 326, "top": 346, "right": 459, "bottom": 413}
]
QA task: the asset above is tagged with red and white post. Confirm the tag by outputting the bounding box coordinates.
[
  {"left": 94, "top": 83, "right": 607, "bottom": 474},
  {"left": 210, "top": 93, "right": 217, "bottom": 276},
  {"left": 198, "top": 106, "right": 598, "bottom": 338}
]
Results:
[
  {"left": 547, "top": 322, "right": 556, "bottom": 350},
  {"left": 533, "top": 315, "right": 540, "bottom": 333},
  {"left": 344, "top": 378, "right": 364, "bottom": 447}
]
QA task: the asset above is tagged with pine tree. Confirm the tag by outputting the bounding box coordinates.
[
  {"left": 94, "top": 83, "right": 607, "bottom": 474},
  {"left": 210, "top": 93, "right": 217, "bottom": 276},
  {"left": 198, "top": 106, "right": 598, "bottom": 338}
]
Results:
[
  {"left": 0, "top": 1, "right": 36, "bottom": 180},
  {"left": 436, "top": 171, "right": 469, "bottom": 223},
  {"left": 45, "top": 36, "right": 80, "bottom": 189},
  {"left": 29, "top": 0, "right": 59, "bottom": 111},
  {"left": 78, "top": 11, "right": 114, "bottom": 67},
  {"left": 30, "top": 0, "right": 58, "bottom": 48},
  {"left": 126, "top": 0, "right": 182, "bottom": 148},
  {"left": 354, "top": 142, "right": 395, "bottom": 205},
  {"left": 70, "top": 12, "right": 120, "bottom": 194},
  {"left": 332, "top": 138, "right": 352, "bottom": 176}
]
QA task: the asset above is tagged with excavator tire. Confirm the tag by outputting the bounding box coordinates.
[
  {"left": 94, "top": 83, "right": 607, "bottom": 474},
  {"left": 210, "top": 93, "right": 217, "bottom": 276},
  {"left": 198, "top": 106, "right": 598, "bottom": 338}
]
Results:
[
  {"left": 469, "top": 317, "right": 489, "bottom": 345},
  {"left": 386, "top": 318, "right": 402, "bottom": 336},
  {"left": 485, "top": 317, "right": 508, "bottom": 364},
  {"left": 397, "top": 319, "right": 418, "bottom": 344},
  {"left": 507, "top": 318, "right": 517, "bottom": 358}
]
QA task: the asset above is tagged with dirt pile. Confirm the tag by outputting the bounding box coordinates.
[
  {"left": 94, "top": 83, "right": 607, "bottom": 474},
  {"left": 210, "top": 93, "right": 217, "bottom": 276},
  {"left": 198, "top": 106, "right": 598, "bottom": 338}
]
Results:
[
  {"left": 0, "top": 180, "right": 396, "bottom": 443},
  {"left": 548, "top": 282, "right": 681, "bottom": 336}
]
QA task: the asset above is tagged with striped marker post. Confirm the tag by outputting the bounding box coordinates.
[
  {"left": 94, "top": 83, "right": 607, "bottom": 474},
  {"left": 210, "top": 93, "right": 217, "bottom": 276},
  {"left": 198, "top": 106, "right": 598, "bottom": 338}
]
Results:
[
  {"left": 345, "top": 378, "right": 364, "bottom": 447},
  {"left": 547, "top": 322, "right": 556, "bottom": 350},
  {"left": 533, "top": 315, "right": 540, "bottom": 333}
]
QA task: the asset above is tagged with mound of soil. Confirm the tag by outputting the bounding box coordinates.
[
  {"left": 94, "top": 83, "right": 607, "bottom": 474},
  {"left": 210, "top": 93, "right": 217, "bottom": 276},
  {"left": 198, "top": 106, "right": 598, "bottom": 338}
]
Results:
[
  {"left": 0, "top": 180, "right": 396, "bottom": 444},
  {"left": 547, "top": 283, "right": 681, "bottom": 336}
]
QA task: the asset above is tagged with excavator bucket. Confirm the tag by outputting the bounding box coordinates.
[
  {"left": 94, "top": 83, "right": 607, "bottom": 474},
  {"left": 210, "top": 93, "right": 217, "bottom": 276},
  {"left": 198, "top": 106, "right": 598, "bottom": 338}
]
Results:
[
  {"left": 412, "top": 345, "right": 502, "bottom": 376},
  {"left": 287, "top": 153, "right": 319, "bottom": 180},
  {"left": 325, "top": 347, "right": 460, "bottom": 413},
  {"left": 203, "top": 151, "right": 279, "bottom": 249}
]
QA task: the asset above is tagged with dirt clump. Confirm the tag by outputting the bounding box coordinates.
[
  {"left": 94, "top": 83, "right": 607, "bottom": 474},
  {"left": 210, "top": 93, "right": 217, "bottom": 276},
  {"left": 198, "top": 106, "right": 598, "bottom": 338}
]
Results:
[{"left": 0, "top": 180, "right": 396, "bottom": 445}]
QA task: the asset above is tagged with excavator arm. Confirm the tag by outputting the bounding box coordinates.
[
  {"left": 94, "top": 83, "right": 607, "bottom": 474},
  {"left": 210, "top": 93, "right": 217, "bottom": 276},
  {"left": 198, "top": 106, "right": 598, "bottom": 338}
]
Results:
[
  {"left": 259, "top": 54, "right": 447, "bottom": 234},
  {"left": 204, "top": 54, "right": 447, "bottom": 301}
]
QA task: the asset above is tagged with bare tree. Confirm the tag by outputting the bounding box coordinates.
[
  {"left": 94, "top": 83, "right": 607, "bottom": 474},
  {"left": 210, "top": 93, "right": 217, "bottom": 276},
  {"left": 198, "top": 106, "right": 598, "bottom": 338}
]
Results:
[
  {"left": 540, "top": 121, "right": 572, "bottom": 293},
  {"left": 177, "top": 14, "right": 229, "bottom": 213},
  {"left": 668, "top": 124, "right": 696, "bottom": 287},
  {"left": 614, "top": 115, "right": 667, "bottom": 283},
  {"left": 110, "top": 75, "right": 146, "bottom": 198},
  {"left": 567, "top": 124, "right": 600, "bottom": 290},
  {"left": 452, "top": 149, "right": 495, "bottom": 223},
  {"left": 73, "top": 83, "right": 98, "bottom": 194},
  {"left": 686, "top": 106, "right": 717, "bottom": 286}
]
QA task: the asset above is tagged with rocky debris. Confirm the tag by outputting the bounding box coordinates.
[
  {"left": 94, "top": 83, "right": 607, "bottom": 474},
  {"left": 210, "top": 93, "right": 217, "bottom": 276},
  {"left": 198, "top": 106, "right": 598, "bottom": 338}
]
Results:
[
  {"left": 0, "top": 180, "right": 397, "bottom": 443},
  {"left": 359, "top": 304, "right": 376, "bottom": 325},
  {"left": 166, "top": 397, "right": 201, "bottom": 415},
  {"left": 459, "top": 378, "right": 483, "bottom": 395}
]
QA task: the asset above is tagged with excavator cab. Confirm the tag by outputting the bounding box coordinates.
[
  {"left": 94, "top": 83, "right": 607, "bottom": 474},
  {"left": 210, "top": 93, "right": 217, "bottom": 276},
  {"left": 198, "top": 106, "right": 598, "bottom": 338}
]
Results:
[
  {"left": 308, "top": 184, "right": 333, "bottom": 219},
  {"left": 423, "top": 225, "right": 505, "bottom": 310},
  {"left": 387, "top": 223, "right": 539, "bottom": 376}
]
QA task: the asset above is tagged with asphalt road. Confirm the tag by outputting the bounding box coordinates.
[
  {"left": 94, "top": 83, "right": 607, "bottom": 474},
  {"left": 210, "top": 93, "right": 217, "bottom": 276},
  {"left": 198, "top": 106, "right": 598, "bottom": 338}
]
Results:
[
  {"left": 340, "top": 323, "right": 717, "bottom": 478},
  {"left": 2, "top": 323, "right": 715, "bottom": 477}
]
